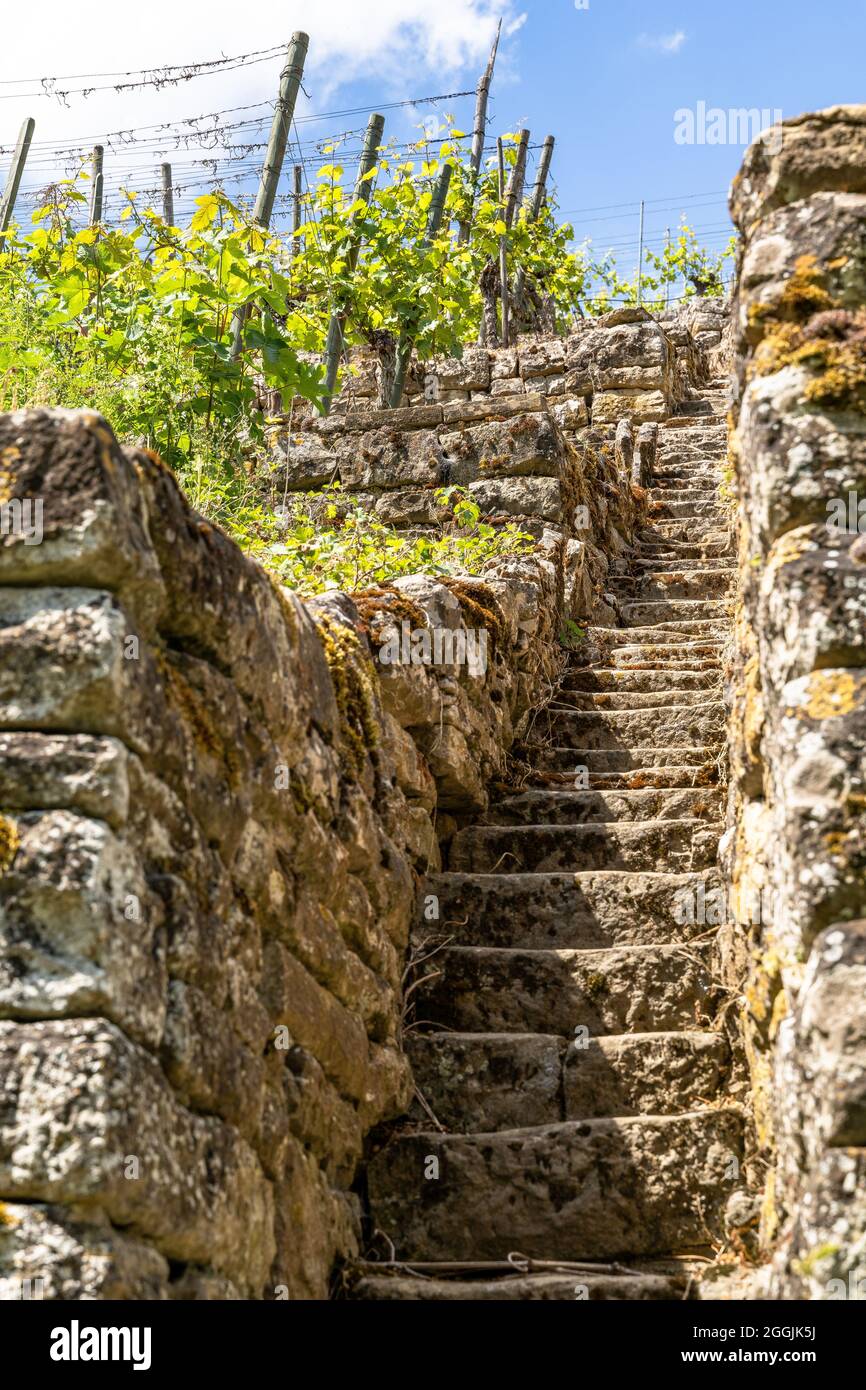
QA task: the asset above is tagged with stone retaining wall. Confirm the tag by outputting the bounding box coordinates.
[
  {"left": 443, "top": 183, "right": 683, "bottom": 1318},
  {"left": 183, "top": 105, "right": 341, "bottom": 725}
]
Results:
[{"left": 727, "top": 105, "right": 866, "bottom": 1298}]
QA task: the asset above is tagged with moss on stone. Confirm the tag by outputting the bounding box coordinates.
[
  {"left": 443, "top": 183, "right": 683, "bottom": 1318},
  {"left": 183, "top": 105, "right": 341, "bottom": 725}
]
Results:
[{"left": 315, "top": 612, "right": 379, "bottom": 780}]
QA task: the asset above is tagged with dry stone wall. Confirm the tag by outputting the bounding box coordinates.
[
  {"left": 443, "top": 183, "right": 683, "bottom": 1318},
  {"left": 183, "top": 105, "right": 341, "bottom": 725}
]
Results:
[
  {"left": 727, "top": 105, "right": 866, "bottom": 1298},
  {"left": 0, "top": 303, "right": 718, "bottom": 1299}
]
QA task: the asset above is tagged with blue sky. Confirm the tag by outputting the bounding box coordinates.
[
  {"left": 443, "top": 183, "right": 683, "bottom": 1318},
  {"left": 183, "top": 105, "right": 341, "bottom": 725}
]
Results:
[{"left": 1, "top": 0, "right": 863, "bottom": 290}]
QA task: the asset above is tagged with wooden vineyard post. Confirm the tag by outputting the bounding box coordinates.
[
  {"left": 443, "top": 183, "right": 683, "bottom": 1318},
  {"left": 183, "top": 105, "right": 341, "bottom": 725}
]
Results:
[
  {"left": 513, "top": 133, "right": 554, "bottom": 311},
  {"left": 499, "top": 129, "right": 529, "bottom": 348},
  {"left": 89, "top": 146, "right": 104, "bottom": 226},
  {"left": 231, "top": 31, "right": 310, "bottom": 357},
  {"left": 161, "top": 163, "right": 175, "bottom": 225},
  {"left": 321, "top": 111, "right": 385, "bottom": 414},
  {"left": 388, "top": 161, "right": 453, "bottom": 407},
  {"left": 497, "top": 137, "right": 509, "bottom": 348},
  {"left": 457, "top": 19, "right": 501, "bottom": 245},
  {"left": 636, "top": 199, "right": 645, "bottom": 305},
  {"left": 291, "top": 163, "right": 302, "bottom": 257},
  {"left": 0, "top": 117, "right": 35, "bottom": 236}
]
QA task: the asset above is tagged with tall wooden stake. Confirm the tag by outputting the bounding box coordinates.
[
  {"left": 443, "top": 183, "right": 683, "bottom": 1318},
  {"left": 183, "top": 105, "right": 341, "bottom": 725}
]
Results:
[
  {"left": 636, "top": 199, "right": 645, "bottom": 305},
  {"left": 89, "top": 146, "right": 104, "bottom": 226},
  {"left": 504, "top": 129, "right": 529, "bottom": 230},
  {"left": 513, "top": 134, "right": 555, "bottom": 313},
  {"left": 529, "top": 135, "right": 555, "bottom": 221},
  {"left": 161, "top": 163, "right": 175, "bottom": 225},
  {"left": 322, "top": 112, "right": 385, "bottom": 413},
  {"left": 291, "top": 164, "right": 302, "bottom": 257},
  {"left": 252, "top": 32, "right": 309, "bottom": 229},
  {"left": 457, "top": 19, "right": 501, "bottom": 244},
  {"left": 0, "top": 117, "right": 35, "bottom": 235},
  {"left": 497, "top": 137, "right": 509, "bottom": 349},
  {"left": 232, "top": 32, "right": 309, "bottom": 357},
  {"left": 389, "top": 162, "right": 453, "bottom": 406},
  {"left": 664, "top": 227, "right": 671, "bottom": 309}
]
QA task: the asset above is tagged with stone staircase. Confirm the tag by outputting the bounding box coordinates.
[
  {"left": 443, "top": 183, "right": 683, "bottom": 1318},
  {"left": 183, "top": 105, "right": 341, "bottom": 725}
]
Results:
[{"left": 353, "top": 380, "right": 742, "bottom": 1300}]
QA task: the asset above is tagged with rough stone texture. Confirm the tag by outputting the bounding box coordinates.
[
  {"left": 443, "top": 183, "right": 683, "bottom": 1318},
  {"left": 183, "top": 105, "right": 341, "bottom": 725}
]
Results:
[
  {"left": 0, "top": 407, "right": 568, "bottom": 1301},
  {"left": 0, "top": 304, "right": 726, "bottom": 1301},
  {"left": 727, "top": 105, "right": 866, "bottom": 1298}
]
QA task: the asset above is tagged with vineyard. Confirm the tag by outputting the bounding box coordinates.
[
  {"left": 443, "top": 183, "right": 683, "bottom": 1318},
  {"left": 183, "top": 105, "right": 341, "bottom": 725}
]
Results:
[{"left": 0, "top": 29, "right": 734, "bottom": 584}]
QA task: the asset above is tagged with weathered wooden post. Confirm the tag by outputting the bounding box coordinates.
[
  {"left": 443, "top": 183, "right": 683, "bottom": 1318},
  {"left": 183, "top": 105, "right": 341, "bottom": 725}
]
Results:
[
  {"left": 457, "top": 20, "right": 501, "bottom": 245},
  {"left": 504, "top": 129, "right": 530, "bottom": 231},
  {"left": 89, "top": 146, "right": 104, "bottom": 226},
  {"left": 388, "top": 161, "right": 453, "bottom": 407},
  {"left": 231, "top": 31, "right": 309, "bottom": 357},
  {"left": 321, "top": 112, "right": 385, "bottom": 414},
  {"left": 636, "top": 198, "right": 645, "bottom": 305},
  {"left": 497, "top": 137, "right": 509, "bottom": 348},
  {"left": 291, "top": 163, "right": 302, "bottom": 257},
  {"left": 499, "top": 129, "right": 530, "bottom": 348},
  {"left": 513, "top": 133, "right": 553, "bottom": 313},
  {"left": 0, "top": 117, "right": 35, "bottom": 236},
  {"left": 161, "top": 163, "right": 175, "bottom": 225}
]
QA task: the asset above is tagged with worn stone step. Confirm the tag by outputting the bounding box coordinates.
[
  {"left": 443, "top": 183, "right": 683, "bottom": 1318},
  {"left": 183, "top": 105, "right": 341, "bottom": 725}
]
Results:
[
  {"left": 408, "top": 1030, "right": 729, "bottom": 1131},
  {"left": 650, "top": 488, "right": 721, "bottom": 506},
  {"left": 640, "top": 521, "right": 728, "bottom": 542},
  {"left": 649, "top": 499, "right": 725, "bottom": 523},
  {"left": 448, "top": 818, "right": 719, "bottom": 873},
  {"left": 553, "top": 687, "right": 720, "bottom": 710},
  {"left": 564, "top": 667, "right": 720, "bottom": 694},
  {"left": 484, "top": 787, "right": 722, "bottom": 825},
  {"left": 615, "top": 570, "right": 732, "bottom": 602},
  {"left": 621, "top": 598, "right": 729, "bottom": 626},
  {"left": 597, "top": 645, "right": 721, "bottom": 670},
  {"left": 589, "top": 623, "right": 724, "bottom": 647},
  {"left": 366, "top": 1109, "right": 745, "bottom": 1262},
  {"left": 413, "top": 943, "right": 716, "bottom": 1036},
  {"left": 524, "top": 745, "right": 720, "bottom": 778},
  {"left": 421, "top": 868, "right": 721, "bottom": 950},
  {"left": 633, "top": 552, "right": 733, "bottom": 571},
  {"left": 351, "top": 1271, "right": 687, "bottom": 1300},
  {"left": 542, "top": 702, "right": 724, "bottom": 750}
]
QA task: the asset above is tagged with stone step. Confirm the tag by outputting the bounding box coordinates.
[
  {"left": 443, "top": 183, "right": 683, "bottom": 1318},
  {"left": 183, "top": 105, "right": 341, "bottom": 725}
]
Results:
[
  {"left": 351, "top": 1271, "right": 688, "bottom": 1301},
  {"left": 649, "top": 498, "right": 726, "bottom": 521},
  {"left": 408, "top": 1030, "right": 729, "bottom": 1131},
  {"left": 448, "top": 818, "right": 719, "bottom": 873},
  {"left": 523, "top": 745, "right": 720, "bottom": 777},
  {"left": 366, "top": 1109, "right": 745, "bottom": 1262},
  {"left": 420, "top": 868, "right": 721, "bottom": 950},
  {"left": 553, "top": 687, "right": 720, "bottom": 710},
  {"left": 633, "top": 552, "right": 733, "bottom": 570},
  {"left": 589, "top": 623, "right": 724, "bottom": 647},
  {"left": 564, "top": 667, "right": 720, "bottom": 693},
  {"left": 485, "top": 786, "right": 722, "bottom": 824},
  {"left": 541, "top": 702, "right": 724, "bottom": 750},
  {"left": 650, "top": 488, "right": 721, "bottom": 506},
  {"left": 638, "top": 522, "right": 729, "bottom": 544},
  {"left": 621, "top": 598, "right": 729, "bottom": 626},
  {"left": 615, "top": 569, "right": 733, "bottom": 601},
  {"left": 593, "top": 647, "right": 720, "bottom": 671},
  {"left": 413, "top": 942, "right": 716, "bottom": 1037}
]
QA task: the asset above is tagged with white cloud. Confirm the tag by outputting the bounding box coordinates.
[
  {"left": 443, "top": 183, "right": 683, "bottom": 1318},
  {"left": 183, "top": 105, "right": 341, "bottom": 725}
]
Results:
[
  {"left": 505, "top": 12, "right": 528, "bottom": 37},
  {"left": 637, "top": 30, "right": 687, "bottom": 55},
  {"left": 0, "top": 0, "right": 524, "bottom": 217}
]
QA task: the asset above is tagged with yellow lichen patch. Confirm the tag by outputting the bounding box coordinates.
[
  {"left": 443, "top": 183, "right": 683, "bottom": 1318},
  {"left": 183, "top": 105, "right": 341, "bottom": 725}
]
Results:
[
  {"left": 0, "top": 814, "right": 20, "bottom": 875},
  {"left": 750, "top": 255, "right": 834, "bottom": 333},
  {"left": 797, "top": 669, "right": 866, "bottom": 720},
  {"left": 0, "top": 1201, "right": 20, "bottom": 1227}
]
